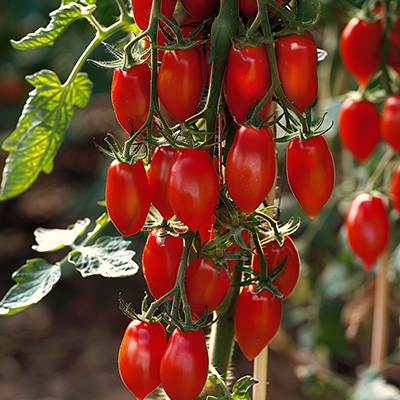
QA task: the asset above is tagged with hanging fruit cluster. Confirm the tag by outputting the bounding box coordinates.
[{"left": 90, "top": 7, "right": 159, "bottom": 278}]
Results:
[
  {"left": 99, "top": 0, "right": 332, "bottom": 398},
  {"left": 337, "top": 2, "right": 400, "bottom": 271}
]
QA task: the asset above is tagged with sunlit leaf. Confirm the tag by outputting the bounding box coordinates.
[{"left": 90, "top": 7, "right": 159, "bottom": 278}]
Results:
[
  {"left": 0, "top": 259, "right": 61, "bottom": 315},
  {"left": 0, "top": 70, "right": 92, "bottom": 200},
  {"left": 231, "top": 376, "right": 257, "bottom": 400},
  {"left": 69, "top": 236, "right": 139, "bottom": 278},
  {"left": 11, "top": 3, "right": 96, "bottom": 50},
  {"left": 33, "top": 218, "right": 91, "bottom": 252}
]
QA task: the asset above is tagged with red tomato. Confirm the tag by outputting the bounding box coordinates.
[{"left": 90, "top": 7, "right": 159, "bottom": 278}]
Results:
[
  {"left": 275, "top": 30, "right": 318, "bottom": 114},
  {"left": 147, "top": 146, "right": 176, "bottom": 220},
  {"left": 239, "top": 0, "right": 283, "bottom": 18},
  {"left": 286, "top": 135, "right": 335, "bottom": 219},
  {"left": 160, "top": 328, "right": 209, "bottom": 400},
  {"left": 388, "top": 17, "right": 400, "bottom": 75},
  {"left": 234, "top": 285, "right": 282, "bottom": 360},
  {"left": 142, "top": 229, "right": 184, "bottom": 299},
  {"left": 167, "top": 148, "right": 220, "bottom": 232},
  {"left": 252, "top": 236, "right": 300, "bottom": 299},
  {"left": 111, "top": 65, "right": 151, "bottom": 134},
  {"left": 106, "top": 160, "right": 151, "bottom": 236},
  {"left": 390, "top": 165, "right": 400, "bottom": 215},
  {"left": 132, "top": 0, "right": 177, "bottom": 31},
  {"left": 185, "top": 257, "right": 233, "bottom": 317},
  {"left": 118, "top": 320, "right": 167, "bottom": 400},
  {"left": 337, "top": 97, "right": 380, "bottom": 162},
  {"left": 157, "top": 48, "right": 204, "bottom": 121},
  {"left": 340, "top": 17, "right": 382, "bottom": 86},
  {"left": 381, "top": 94, "right": 400, "bottom": 154},
  {"left": 226, "top": 126, "right": 276, "bottom": 214},
  {"left": 345, "top": 193, "right": 390, "bottom": 271},
  {"left": 223, "top": 43, "right": 272, "bottom": 123},
  {"left": 180, "top": 0, "right": 218, "bottom": 20}
]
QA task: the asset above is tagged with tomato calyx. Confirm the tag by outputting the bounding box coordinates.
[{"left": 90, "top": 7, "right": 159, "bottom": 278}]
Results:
[{"left": 118, "top": 293, "right": 163, "bottom": 324}]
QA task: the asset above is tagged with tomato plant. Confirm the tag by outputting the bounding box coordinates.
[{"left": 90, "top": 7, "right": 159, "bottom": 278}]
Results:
[
  {"left": 167, "top": 148, "right": 220, "bottom": 232},
  {"left": 275, "top": 30, "right": 318, "bottom": 114},
  {"left": 252, "top": 236, "right": 300, "bottom": 299},
  {"left": 179, "top": 0, "right": 219, "bottom": 20},
  {"left": 111, "top": 64, "right": 151, "bottom": 134},
  {"left": 286, "top": 135, "right": 335, "bottom": 219},
  {"left": 157, "top": 48, "right": 205, "bottom": 121},
  {"left": 142, "top": 229, "right": 184, "bottom": 299},
  {"left": 223, "top": 43, "right": 272, "bottom": 123},
  {"left": 345, "top": 193, "right": 390, "bottom": 271},
  {"left": 388, "top": 17, "right": 400, "bottom": 75},
  {"left": 132, "top": 0, "right": 177, "bottom": 31},
  {"left": 390, "top": 165, "right": 400, "bottom": 215},
  {"left": 118, "top": 320, "right": 167, "bottom": 400},
  {"left": 147, "top": 146, "right": 176, "bottom": 220},
  {"left": 185, "top": 257, "right": 233, "bottom": 317},
  {"left": 234, "top": 285, "right": 283, "bottom": 360},
  {"left": 340, "top": 17, "right": 382, "bottom": 86},
  {"left": 337, "top": 97, "right": 380, "bottom": 162},
  {"left": 381, "top": 94, "right": 400, "bottom": 154},
  {"left": 160, "top": 328, "right": 209, "bottom": 400},
  {"left": 105, "top": 160, "right": 151, "bottom": 236},
  {"left": 226, "top": 125, "right": 276, "bottom": 214}
]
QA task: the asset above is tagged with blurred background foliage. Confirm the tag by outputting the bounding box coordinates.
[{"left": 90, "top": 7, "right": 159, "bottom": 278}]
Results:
[{"left": 0, "top": 0, "right": 400, "bottom": 399}]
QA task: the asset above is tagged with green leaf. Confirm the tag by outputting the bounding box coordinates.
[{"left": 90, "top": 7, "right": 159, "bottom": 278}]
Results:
[
  {"left": 11, "top": 3, "right": 96, "bottom": 50},
  {"left": 350, "top": 368, "right": 400, "bottom": 400},
  {"left": 231, "top": 376, "right": 257, "bottom": 400},
  {"left": 0, "top": 259, "right": 61, "bottom": 315},
  {"left": 33, "top": 218, "right": 91, "bottom": 252},
  {"left": 69, "top": 236, "right": 139, "bottom": 278},
  {"left": 0, "top": 69, "right": 93, "bottom": 200}
]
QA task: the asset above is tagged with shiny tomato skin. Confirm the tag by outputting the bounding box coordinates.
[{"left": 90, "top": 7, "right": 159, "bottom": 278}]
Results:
[
  {"left": 132, "top": 0, "right": 177, "bottom": 31},
  {"left": 223, "top": 43, "right": 272, "bottom": 123},
  {"left": 286, "top": 136, "right": 335, "bottom": 219},
  {"left": 160, "top": 328, "right": 209, "bottom": 400},
  {"left": 147, "top": 146, "right": 176, "bottom": 220},
  {"left": 118, "top": 320, "right": 167, "bottom": 400},
  {"left": 179, "top": 0, "right": 219, "bottom": 20},
  {"left": 381, "top": 94, "right": 400, "bottom": 154},
  {"left": 167, "top": 148, "right": 220, "bottom": 232},
  {"left": 226, "top": 126, "right": 276, "bottom": 214},
  {"left": 106, "top": 160, "right": 151, "bottom": 236},
  {"left": 345, "top": 193, "right": 390, "bottom": 271},
  {"left": 340, "top": 17, "right": 382, "bottom": 86},
  {"left": 252, "top": 236, "right": 300, "bottom": 299},
  {"left": 234, "top": 285, "right": 283, "bottom": 360},
  {"left": 337, "top": 97, "right": 380, "bottom": 162},
  {"left": 111, "top": 65, "right": 151, "bottom": 135},
  {"left": 390, "top": 165, "right": 400, "bottom": 214},
  {"left": 275, "top": 30, "right": 318, "bottom": 114},
  {"left": 185, "top": 257, "right": 234, "bottom": 317},
  {"left": 142, "top": 229, "right": 184, "bottom": 299},
  {"left": 157, "top": 48, "right": 204, "bottom": 121}
]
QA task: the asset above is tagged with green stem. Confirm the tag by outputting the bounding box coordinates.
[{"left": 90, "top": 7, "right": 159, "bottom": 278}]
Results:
[{"left": 209, "top": 262, "right": 243, "bottom": 377}]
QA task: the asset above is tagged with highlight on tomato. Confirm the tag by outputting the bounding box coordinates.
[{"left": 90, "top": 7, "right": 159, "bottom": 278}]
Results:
[
  {"left": 337, "top": 97, "right": 380, "bottom": 163},
  {"left": 286, "top": 135, "right": 335, "bottom": 219},
  {"left": 167, "top": 148, "right": 220, "bottom": 232},
  {"left": 234, "top": 285, "right": 283, "bottom": 360},
  {"left": 105, "top": 159, "right": 151, "bottom": 236},
  {"left": 223, "top": 42, "right": 272, "bottom": 123},
  {"left": 252, "top": 236, "right": 300, "bottom": 299},
  {"left": 118, "top": 320, "right": 167, "bottom": 400},
  {"left": 160, "top": 328, "right": 209, "bottom": 400},
  {"left": 111, "top": 64, "right": 151, "bottom": 135},
  {"left": 142, "top": 229, "right": 184, "bottom": 299},
  {"left": 381, "top": 94, "right": 400, "bottom": 154},
  {"left": 147, "top": 146, "right": 176, "bottom": 220},
  {"left": 339, "top": 17, "right": 382, "bottom": 86},
  {"left": 275, "top": 30, "right": 318, "bottom": 114},
  {"left": 226, "top": 125, "right": 276, "bottom": 214},
  {"left": 390, "top": 165, "right": 400, "bottom": 215},
  {"left": 345, "top": 193, "right": 390, "bottom": 271}
]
